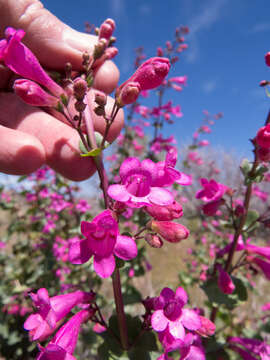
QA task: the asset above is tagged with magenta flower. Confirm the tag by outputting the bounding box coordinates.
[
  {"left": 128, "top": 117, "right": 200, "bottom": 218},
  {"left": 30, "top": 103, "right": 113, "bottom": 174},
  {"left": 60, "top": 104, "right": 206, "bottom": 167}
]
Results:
[
  {"left": 149, "top": 220, "right": 189, "bottom": 243},
  {"left": 245, "top": 243, "right": 270, "bottom": 261},
  {"left": 247, "top": 256, "right": 270, "bottom": 280},
  {"left": 145, "top": 200, "right": 183, "bottom": 221},
  {"left": 151, "top": 287, "right": 201, "bottom": 342},
  {"left": 108, "top": 157, "right": 174, "bottom": 208},
  {"left": 228, "top": 336, "right": 270, "bottom": 360},
  {"left": 125, "top": 57, "right": 171, "bottom": 91},
  {"left": 202, "top": 199, "right": 225, "bottom": 216},
  {"left": 24, "top": 288, "right": 95, "bottom": 341},
  {"left": 69, "top": 210, "right": 137, "bottom": 278},
  {"left": 196, "top": 178, "right": 226, "bottom": 203},
  {"left": 256, "top": 124, "right": 270, "bottom": 149},
  {"left": 36, "top": 309, "right": 92, "bottom": 360},
  {"left": 14, "top": 79, "right": 59, "bottom": 107},
  {"left": 152, "top": 148, "right": 192, "bottom": 187},
  {"left": 217, "top": 264, "right": 235, "bottom": 294},
  {"left": 0, "top": 27, "right": 63, "bottom": 97}
]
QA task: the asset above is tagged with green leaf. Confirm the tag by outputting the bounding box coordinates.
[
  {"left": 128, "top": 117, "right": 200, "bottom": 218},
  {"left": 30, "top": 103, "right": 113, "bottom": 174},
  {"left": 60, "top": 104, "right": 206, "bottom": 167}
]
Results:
[
  {"left": 80, "top": 148, "right": 102, "bottom": 157},
  {"left": 240, "top": 158, "right": 252, "bottom": 177},
  {"left": 243, "top": 210, "right": 260, "bottom": 231},
  {"left": 231, "top": 276, "right": 248, "bottom": 301},
  {"left": 201, "top": 279, "right": 237, "bottom": 309}
]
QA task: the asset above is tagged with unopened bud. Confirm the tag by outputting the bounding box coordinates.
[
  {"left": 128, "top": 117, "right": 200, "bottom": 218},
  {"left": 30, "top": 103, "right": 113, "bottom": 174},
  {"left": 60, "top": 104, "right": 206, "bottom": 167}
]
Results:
[
  {"left": 104, "top": 18, "right": 116, "bottom": 32},
  {"left": 260, "top": 80, "right": 269, "bottom": 87},
  {"left": 258, "top": 146, "right": 270, "bottom": 162},
  {"left": 171, "top": 56, "right": 179, "bottom": 64},
  {"left": 75, "top": 101, "right": 87, "bottom": 112},
  {"left": 235, "top": 204, "right": 245, "bottom": 217},
  {"left": 145, "top": 201, "right": 183, "bottom": 221},
  {"left": 94, "top": 105, "right": 105, "bottom": 116},
  {"left": 166, "top": 41, "right": 173, "bottom": 51},
  {"left": 95, "top": 91, "right": 107, "bottom": 106},
  {"left": 156, "top": 47, "right": 163, "bottom": 57},
  {"left": 93, "top": 39, "right": 107, "bottom": 59},
  {"left": 13, "top": 79, "right": 58, "bottom": 107},
  {"left": 217, "top": 264, "right": 235, "bottom": 294},
  {"left": 116, "top": 81, "right": 141, "bottom": 107},
  {"left": 99, "top": 19, "right": 115, "bottom": 41},
  {"left": 145, "top": 234, "right": 163, "bottom": 248},
  {"left": 73, "top": 78, "right": 88, "bottom": 100},
  {"left": 147, "top": 220, "right": 189, "bottom": 243}
]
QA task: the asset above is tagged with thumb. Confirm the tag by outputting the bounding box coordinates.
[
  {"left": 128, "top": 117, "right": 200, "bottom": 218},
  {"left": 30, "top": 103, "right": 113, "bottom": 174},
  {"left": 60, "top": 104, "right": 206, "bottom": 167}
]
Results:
[{"left": 1, "top": 0, "right": 98, "bottom": 70}]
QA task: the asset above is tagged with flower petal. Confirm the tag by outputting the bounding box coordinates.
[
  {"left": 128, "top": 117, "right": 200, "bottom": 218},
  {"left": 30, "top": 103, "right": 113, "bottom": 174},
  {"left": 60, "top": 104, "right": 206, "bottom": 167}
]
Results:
[
  {"left": 168, "top": 319, "right": 185, "bottom": 340},
  {"left": 181, "top": 309, "right": 201, "bottom": 331},
  {"left": 69, "top": 239, "right": 92, "bottom": 264},
  {"left": 94, "top": 254, "right": 115, "bottom": 278},
  {"left": 151, "top": 310, "right": 169, "bottom": 332},
  {"left": 149, "top": 187, "right": 174, "bottom": 206},
  {"left": 108, "top": 184, "right": 130, "bottom": 202},
  {"left": 114, "top": 235, "right": 137, "bottom": 260}
]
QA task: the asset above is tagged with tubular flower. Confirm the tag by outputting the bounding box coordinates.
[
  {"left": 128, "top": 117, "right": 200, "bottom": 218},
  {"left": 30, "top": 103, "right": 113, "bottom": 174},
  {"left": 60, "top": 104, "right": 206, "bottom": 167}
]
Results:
[
  {"left": 69, "top": 210, "right": 137, "bottom": 278},
  {"left": 24, "top": 288, "right": 95, "bottom": 341},
  {"left": 36, "top": 309, "right": 93, "bottom": 360},
  {"left": 196, "top": 178, "right": 226, "bottom": 203},
  {"left": 0, "top": 27, "right": 63, "bottom": 97},
  {"left": 108, "top": 157, "right": 174, "bottom": 208}
]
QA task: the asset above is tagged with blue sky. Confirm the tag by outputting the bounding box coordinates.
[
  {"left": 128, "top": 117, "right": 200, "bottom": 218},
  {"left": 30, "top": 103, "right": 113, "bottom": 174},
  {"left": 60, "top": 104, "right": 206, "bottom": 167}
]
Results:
[{"left": 42, "top": 0, "right": 270, "bottom": 158}]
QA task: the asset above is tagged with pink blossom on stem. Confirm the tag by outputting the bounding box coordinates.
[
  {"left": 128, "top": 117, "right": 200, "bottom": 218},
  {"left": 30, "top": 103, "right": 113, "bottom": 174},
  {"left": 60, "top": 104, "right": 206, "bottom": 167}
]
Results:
[
  {"left": 118, "top": 57, "right": 170, "bottom": 91},
  {"left": 36, "top": 309, "right": 92, "bottom": 360},
  {"left": 256, "top": 124, "right": 270, "bottom": 149},
  {"left": 0, "top": 27, "right": 63, "bottom": 97},
  {"left": 148, "top": 220, "right": 189, "bottom": 243},
  {"left": 24, "top": 288, "right": 94, "bottom": 341},
  {"left": 217, "top": 264, "right": 235, "bottom": 294},
  {"left": 108, "top": 157, "right": 174, "bottom": 208},
  {"left": 14, "top": 79, "right": 59, "bottom": 107},
  {"left": 247, "top": 256, "right": 270, "bottom": 280},
  {"left": 265, "top": 52, "right": 270, "bottom": 67},
  {"left": 145, "top": 200, "right": 183, "bottom": 221},
  {"left": 151, "top": 287, "right": 201, "bottom": 343},
  {"left": 202, "top": 199, "right": 225, "bottom": 216},
  {"left": 196, "top": 178, "right": 226, "bottom": 203},
  {"left": 69, "top": 210, "right": 137, "bottom": 278}
]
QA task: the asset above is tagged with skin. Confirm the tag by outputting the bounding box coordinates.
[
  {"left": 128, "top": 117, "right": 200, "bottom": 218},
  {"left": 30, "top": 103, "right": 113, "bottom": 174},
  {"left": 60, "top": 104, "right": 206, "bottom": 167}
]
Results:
[{"left": 0, "top": 0, "right": 124, "bottom": 181}]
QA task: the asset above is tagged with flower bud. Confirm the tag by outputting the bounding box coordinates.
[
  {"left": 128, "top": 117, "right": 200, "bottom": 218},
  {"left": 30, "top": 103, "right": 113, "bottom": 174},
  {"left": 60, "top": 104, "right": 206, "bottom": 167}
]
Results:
[
  {"left": 260, "top": 80, "right": 269, "bottom": 87},
  {"left": 196, "top": 316, "right": 216, "bottom": 337},
  {"left": 75, "top": 100, "right": 87, "bottom": 112},
  {"left": 73, "top": 78, "right": 87, "bottom": 100},
  {"left": 156, "top": 47, "right": 163, "bottom": 56},
  {"left": 13, "top": 79, "right": 58, "bottom": 107},
  {"left": 265, "top": 51, "right": 270, "bottom": 67},
  {"left": 99, "top": 23, "right": 113, "bottom": 41},
  {"left": 258, "top": 147, "right": 270, "bottom": 162},
  {"left": 235, "top": 204, "right": 245, "bottom": 217},
  {"left": 144, "top": 201, "right": 183, "bottom": 221},
  {"left": 256, "top": 124, "right": 270, "bottom": 149},
  {"left": 118, "top": 57, "right": 170, "bottom": 92},
  {"left": 147, "top": 220, "right": 189, "bottom": 243},
  {"left": 93, "top": 39, "right": 107, "bottom": 59},
  {"left": 217, "top": 264, "right": 235, "bottom": 294},
  {"left": 202, "top": 199, "right": 224, "bottom": 216},
  {"left": 145, "top": 234, "right": 163, "bottom": 248},
  {"left": 95, "top": 91, "right": 107, "bottom": 106},
  {"left": 116, "top": 81, "right": 141, "bottom": 107}
]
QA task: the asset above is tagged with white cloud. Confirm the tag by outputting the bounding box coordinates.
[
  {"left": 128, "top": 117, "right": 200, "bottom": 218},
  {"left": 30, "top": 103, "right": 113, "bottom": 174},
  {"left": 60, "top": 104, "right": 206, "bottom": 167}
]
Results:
[
  {"left": 250, "top": 22, "right": 270, "bottom": 33},
  {"left": 185, "top": 0, "right": 227, "bottom": 63},
  {"left": 202, "top": 80, "right": 217, "bottom": 93}
]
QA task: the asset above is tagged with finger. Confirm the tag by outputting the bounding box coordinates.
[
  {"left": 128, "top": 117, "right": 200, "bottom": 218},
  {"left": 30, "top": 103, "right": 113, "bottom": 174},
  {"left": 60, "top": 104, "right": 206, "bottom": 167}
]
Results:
[
  {"left": 1, "top": 0, "right": 119, "bottom": 92},
  {"left": 0, "top": 124, "right": 45, "bottom": 175},
  {"left": 93, "top": 61, "right": 119, "bottom": 95},
  {"left": 0, "top": 93, "right": 124, "bottom": 180}
]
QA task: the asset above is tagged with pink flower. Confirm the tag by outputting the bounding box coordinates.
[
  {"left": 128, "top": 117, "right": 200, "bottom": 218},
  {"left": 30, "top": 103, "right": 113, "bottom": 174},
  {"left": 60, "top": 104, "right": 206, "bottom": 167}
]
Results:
[
  {"left": 217, "top": 265, "right": 235, "bottom": 294},
  {"left": 228, "top": 337, "right": 270, "bottom": 360},
  {"left": 145, "top": 201, "right": 183, "bottom": 221},
  {"left": 13, "top": 79, "right": 59, "bottom": 107},
  {"left": 248, "top": 256, "right": 270, "bottom": 280},
  {"left": 202, "top": 199, "right": 225, "bottom": 216},
  {"left": 69, "top": 210, "right": 137, "bottom": 278},
  {"left": 169, "top": 76, "right": 187, "bottom": 86},
  {"left": 148, "top": 220, "right": 189, "bottom": 243},
  {"left": 151, "top": 287, "right": 201, "bottom": 342},
  {"left": 196, "top": 316, "right": 215, "bottom": 337},
  {"left": 256, "top": 124, "right": 270, "bottom": 149},
  {"left": 196, "top": 178, "right": 226, "bottom": 203},
  {"left": 118, "top": 57, "right": 170, "bottom": 91},
  {"left": 36, "top": 309, "right": 92, "bottom": 360},
  {"left": 265, "top": 52, "right": 270, "bottom": 67},
  {"left": 0, "top": 27, "right": 63, "bottom": 97},
  {"left": 108, "top": 157, "right": 174, "bottom": 208},
  {"left": 115, "top": 81, "right": 141, "bottom": 106},
  {"left": 75, "top": 199, "right": 91, "bottom": 213},
  {"left": 24, "top": 288, "right": 94, "bottom": 341}
]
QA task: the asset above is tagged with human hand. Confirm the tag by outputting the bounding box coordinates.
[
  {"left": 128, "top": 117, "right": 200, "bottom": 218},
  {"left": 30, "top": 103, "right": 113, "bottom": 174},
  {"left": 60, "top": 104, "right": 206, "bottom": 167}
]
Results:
[{"left": 0, "top": 0, "right": 123, "bottom": 180}]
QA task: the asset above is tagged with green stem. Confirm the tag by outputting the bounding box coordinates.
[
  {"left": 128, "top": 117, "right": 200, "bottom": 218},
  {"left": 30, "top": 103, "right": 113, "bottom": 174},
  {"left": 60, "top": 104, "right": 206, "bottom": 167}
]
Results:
[{"left": 112, "top": 268, "right": 129, "bottom": 350}]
